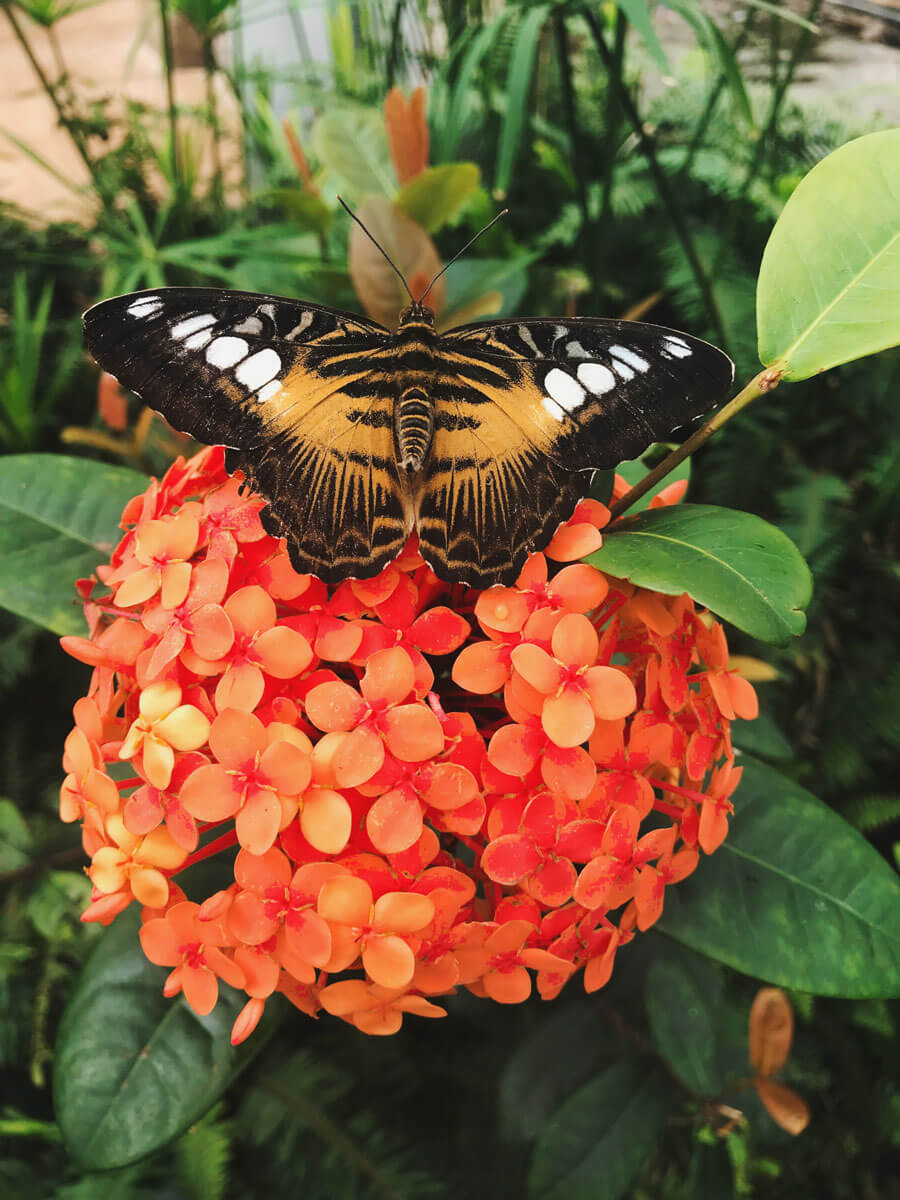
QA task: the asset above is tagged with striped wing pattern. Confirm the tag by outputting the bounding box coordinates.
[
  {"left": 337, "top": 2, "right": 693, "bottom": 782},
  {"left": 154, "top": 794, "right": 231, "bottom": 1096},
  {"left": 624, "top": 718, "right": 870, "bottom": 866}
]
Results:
[
  {"left": 83, "top": 289, "right": 413, "bottom": 582},
  {"left": 419, "top": 319, "right": 734, "bottom": 585},
  {"left": 84, "top": 289, "right": 734, "bottom": 587}
]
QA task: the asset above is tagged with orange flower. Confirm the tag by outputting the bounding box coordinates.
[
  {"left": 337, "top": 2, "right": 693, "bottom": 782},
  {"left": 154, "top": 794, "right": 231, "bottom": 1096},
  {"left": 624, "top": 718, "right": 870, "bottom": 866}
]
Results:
[
  {"left": 60, "top": 445, "right": 752, "bottom": 1036},
  {"left": 140, "top": 900, "right": 245, "bottom": 1015}
]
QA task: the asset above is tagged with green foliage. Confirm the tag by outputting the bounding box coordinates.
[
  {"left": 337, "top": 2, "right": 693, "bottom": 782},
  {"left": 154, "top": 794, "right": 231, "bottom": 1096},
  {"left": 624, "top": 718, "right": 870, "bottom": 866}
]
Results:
[
  {"left": 588, "top": 504, "right": 812, "bottom": 644},
  {"left": 54, "top": 910, "right": 278, "bottom": 1170},
  {"left": 659, "top": 758, "right": 900, "bottom": 997},
  {"left": 0, "top": 455, "right": 148, "bottom": 634},
  {"left": 1, "top": 1, "right": 899, "bottom": 1197},
  {"left": 757, "top": 130, "right": 900, "bottom": 380}
]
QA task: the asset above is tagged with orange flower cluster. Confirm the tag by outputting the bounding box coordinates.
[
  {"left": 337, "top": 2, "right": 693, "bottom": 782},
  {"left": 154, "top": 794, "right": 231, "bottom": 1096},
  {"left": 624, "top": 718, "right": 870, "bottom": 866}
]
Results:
[{"left": 60, "top": 449, "right": 756, "bottom": 1039}]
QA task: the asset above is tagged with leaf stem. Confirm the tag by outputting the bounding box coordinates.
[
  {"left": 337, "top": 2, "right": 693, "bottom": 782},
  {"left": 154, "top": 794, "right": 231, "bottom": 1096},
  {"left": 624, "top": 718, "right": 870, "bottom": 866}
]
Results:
[{"left": 608, "top": 366, "right": 783, "bottom": 519}]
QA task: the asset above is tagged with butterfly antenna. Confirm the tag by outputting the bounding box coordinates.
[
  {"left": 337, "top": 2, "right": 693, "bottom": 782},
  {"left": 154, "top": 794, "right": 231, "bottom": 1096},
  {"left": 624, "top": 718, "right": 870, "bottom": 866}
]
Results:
[
  {"left": 419, "top": 208, "right": 508, "bottom": 304},
  {"left": 337, "top": 195, "right": 414, "bottom": 303}
]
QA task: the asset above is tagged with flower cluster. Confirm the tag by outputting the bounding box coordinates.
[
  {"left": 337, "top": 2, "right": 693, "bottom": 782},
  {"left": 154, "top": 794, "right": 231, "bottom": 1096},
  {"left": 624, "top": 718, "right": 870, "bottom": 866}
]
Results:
[{"left": 61, "top": 448, "right": 756, "bottom": 1040}]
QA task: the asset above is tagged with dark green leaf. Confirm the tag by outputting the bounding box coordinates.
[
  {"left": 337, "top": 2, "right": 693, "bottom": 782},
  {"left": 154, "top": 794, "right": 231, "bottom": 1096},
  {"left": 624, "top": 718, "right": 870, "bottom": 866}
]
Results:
[
  {"left": 396, "top": 163, "right": 481, "bottom": 233},
  {"left": 757, "top": 130, "right": 900, "bottom": 380},
  {"left": 588, "top": 504, "right": 812, "bottom": 645},
  {"left": 617, "top": 0, "right": 670, "bottom": 73},
  {"left": 658, "top": 758, "right": 900, "bottom": 997},
  {"left": 0, "top": 454, "right": 147, "bottom": 635},
  {"left": 688, "top": 1138, "right": 735, "bottom": 1199},
  {"left": 54, "top": 910, "right": 277, "bottom": 1170},
  {"left": 498, "top": 1001, "right": 619, "bottom": 1142},
  {"left": 731, "top": 712, "right": 793, "bottom": 761},
  {"left": 528, "top": 1057, "right": 673, "bottom": 1200},
  {"left": 645, "top": 956, "right": 723, "bottom": 1096}
]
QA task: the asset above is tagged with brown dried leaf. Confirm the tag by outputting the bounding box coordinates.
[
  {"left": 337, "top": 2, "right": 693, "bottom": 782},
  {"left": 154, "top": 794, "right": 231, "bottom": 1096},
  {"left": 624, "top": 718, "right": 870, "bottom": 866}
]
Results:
[
  {"left": 754, "top": 1078, "right": 810, "bottom": 1135},
  {"left": 749, "top": 987, "right": 794, "bottom": 1076},
  {"left": 348, "top": 197, "right": 445, "bottom": 330},
  {"left": 384, "top": 86, "right": 429, "bottom": 185}
]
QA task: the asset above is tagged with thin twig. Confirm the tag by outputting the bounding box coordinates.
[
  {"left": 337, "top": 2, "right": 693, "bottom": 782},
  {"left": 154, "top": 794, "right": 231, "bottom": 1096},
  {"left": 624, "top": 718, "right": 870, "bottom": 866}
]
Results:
[
  {"left": 0, "top": 846, "right": 85, "bottom": 890},
  {"left": 608, "top": 366, "right": 783, "bottom": 518}
]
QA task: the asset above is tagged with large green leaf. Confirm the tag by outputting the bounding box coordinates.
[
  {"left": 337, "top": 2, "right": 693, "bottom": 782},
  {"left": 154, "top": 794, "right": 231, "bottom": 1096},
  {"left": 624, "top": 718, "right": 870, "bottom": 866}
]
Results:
[
  {"left": 0, "top": 454, "right": 147, "bottom": 635},
  {"left": 757, "top": 130, "right": 900, "bottom": 380},
  {"left": 645, "top": 955, "right": 723, "bottom": 1096},
  {"left": 588, "top": 504, "right": 812, "bottom": 645},
  {"left": 528, "top": 1057, "right": 673, "bottom": 1200},
  {"left": 311, "top": 108, "right": 395, "bottom": 196},
  {"left": 658, "top": 758, "right": 900, "bottom": 997},
  {"left": 54, "top": 909, "right": 276, "bottom": 1170},
  {"left": 396, "top": 163, "right": 481, "bottom": 233}
]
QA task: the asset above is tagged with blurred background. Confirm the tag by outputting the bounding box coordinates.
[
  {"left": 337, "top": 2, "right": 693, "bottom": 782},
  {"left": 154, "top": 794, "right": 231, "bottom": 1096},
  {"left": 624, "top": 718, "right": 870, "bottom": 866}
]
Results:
[{"left": 1, "top": 0, "right": 899, "bottom": 1195}]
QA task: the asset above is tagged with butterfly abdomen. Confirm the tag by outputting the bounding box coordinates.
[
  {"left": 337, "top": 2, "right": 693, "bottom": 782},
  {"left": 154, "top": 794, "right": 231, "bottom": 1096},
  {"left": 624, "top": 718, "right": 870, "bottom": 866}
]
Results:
[{"left": 395, "top": 387, "right": 434, "bottom": 472}]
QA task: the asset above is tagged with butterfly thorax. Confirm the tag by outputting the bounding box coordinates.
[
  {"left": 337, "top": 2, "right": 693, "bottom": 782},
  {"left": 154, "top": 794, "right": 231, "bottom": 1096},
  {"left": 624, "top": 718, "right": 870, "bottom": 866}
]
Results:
[{"left": 394, "top": 305, "right": 438, "bottom": 473}]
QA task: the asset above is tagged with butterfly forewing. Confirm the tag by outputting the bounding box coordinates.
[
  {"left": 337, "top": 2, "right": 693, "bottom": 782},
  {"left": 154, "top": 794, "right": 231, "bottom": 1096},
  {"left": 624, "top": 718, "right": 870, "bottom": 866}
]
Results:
[
  {"left": 85, "top": 289, "right": 734, "bottom": 588},
  {"left": 83, "top": 288, "right": 413, "bottom": 582}
]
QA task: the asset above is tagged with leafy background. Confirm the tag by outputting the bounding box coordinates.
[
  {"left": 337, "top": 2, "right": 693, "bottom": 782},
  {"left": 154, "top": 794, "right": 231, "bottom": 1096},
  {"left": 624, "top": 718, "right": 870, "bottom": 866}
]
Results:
[{"left": 1, "top": 0, "right": 899, "bottom": 1196}]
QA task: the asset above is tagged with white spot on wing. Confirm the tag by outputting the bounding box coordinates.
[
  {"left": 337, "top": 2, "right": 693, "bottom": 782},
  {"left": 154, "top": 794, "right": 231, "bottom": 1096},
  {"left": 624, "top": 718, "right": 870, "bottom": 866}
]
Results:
[
  {"left": 206, "top": 336, "right": 249, "bottom": 368},
  {"left": 577, "top": 362, "right": 616, "bottom": 394},
  {"left": 235, "top": 348, "right": 282, "bottom": 391},
  {"left": 171, "top": 313, "right": 215, "bottom": 340},
  {"left": 127, "top": 296, "right": 162, "bottom": 318},
  {"left": 565, "top": 340, "right": 591, "bottom": 359},
  {"left": 542, "top": 396, "right": 566, "bottom": 421},
  {"left": 610, "top": 344, "right": 650, "bottom": 373},
  {"left": 285, "top": 311, "right": 314, "bottom": 341},
  {"left": 184, "top": 329, "right": 213, "bottom": 350},
  {"left": 232, "top": 315, "right": 264, "bottom": 336},
  {"left": 545, "top": 367, "right": 586, "bottom": 412},
  {"left": 256, "top": 380, "right": 282, "bottom": 404},
  {"left": 517, "top": 324, "right": 541, "bottom": 357},
  {"left": 663, "top": 335, "right": 692, "bottom": 358}
]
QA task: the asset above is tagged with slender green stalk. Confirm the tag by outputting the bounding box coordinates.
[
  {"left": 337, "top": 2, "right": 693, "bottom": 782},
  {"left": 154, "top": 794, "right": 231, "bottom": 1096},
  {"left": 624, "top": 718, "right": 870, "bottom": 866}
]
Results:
[
  {"left": 554, "top": 17, "right": 591, "bottom": 280},
  {"left": 608, "top": 366, "right": 783, "bottom": 519},
  {"left": 157, "top": 0, "right": 181, "bottom": 195},
  {"left": 598, "top": 8, "right": 625, "bottom": 239},
  {"left": 202, "top": 36, "right": 224, "bottom": 206},
  {"left": 585, "top": 9, "right": 728, "bottom": 350},
  {"left": 679, "top": 6, "right": 758, "bottom": 180},
  {"left": 713, "top": 0, "right": 822, "bottom": 273}
]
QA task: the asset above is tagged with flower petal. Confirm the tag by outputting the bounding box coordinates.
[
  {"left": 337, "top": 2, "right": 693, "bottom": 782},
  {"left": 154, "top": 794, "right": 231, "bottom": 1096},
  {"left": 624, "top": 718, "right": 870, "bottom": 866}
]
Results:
[{"left": 541, "top": 690, "right": 595, "bottom": 748}]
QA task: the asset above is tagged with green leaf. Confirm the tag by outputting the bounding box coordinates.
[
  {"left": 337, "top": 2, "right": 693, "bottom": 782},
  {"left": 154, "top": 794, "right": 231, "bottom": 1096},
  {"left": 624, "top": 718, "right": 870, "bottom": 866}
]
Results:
[
  {"left": 619, "top": 0, "right": 670, "bottom": 73},
  {"left": 498, "top": 1001, "right": 619, "bottom": 1142},
  {"left": 0, "top": 455, "right": 147, "bottom": 635},
  {"left": 731, "top": 711, "right": 793, "bottom": 761},
  {"left": 311, "top": 108, "right": 395, "bottom": 196},
  {"left": 616, "top": 450, "right": 691, "bottom": 512},
  {"left": 588, "top": 504, "right": 812, "bottom": 645},
  {"left": 688, "top": 1139, "right": 735, "bottom": 1199},
  {"left": 396, "top": 163, "right": 481, "bottom": 233},
  {"left": 0, "top": 798, "right": 32, "bottom": 870},
  {"left": 757, "top": 130, "right": 900, "bottom": 380},
  {"left": 528, "top": 1057, "right": 673, "bottom": 1200},
  {"left": 645, "top": 956, "right": 723, "bottom": 1096},
  {"left": 495, "top": 5, "right": 549, "bottom": 196},
  {"left": 54, "top": 910, "right": 277, "bottom": 1170},
  {"left": 658, "top": 757, "right": 900, "bottom": 997}
]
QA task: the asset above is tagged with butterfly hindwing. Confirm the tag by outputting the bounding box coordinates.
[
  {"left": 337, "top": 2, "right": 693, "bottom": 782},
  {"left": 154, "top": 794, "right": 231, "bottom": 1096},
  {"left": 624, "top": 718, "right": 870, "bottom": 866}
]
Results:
[
  {"left": 83, "top": 288, "right": 412, "bottom": 582},
  {"left": 415, "top": 317, "right": 733, "bottom": 585}
]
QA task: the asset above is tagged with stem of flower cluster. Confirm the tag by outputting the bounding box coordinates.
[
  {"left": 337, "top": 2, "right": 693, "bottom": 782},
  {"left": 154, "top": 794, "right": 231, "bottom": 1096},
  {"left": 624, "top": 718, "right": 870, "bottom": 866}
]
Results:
[{"left": 608, "top": 365, "right": 783, "bottom": 520}]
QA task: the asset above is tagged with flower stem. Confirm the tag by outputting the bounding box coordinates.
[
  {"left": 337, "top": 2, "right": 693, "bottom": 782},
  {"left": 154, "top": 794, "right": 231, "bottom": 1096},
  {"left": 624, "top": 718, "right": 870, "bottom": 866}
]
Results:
[{"left": 608, "top": 365, "right": 783, "bottom": 519}]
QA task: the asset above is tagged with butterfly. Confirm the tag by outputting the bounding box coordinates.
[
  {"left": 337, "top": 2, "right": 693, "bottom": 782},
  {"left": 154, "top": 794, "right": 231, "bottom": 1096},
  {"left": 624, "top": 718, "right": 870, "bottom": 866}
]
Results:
[{"left": 83, "top": 286, "right": 733, "bottom": 588}]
